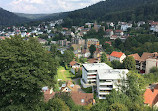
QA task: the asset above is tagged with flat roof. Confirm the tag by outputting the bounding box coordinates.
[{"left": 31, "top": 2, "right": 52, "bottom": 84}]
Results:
[
  {"left": 82, "top": 63, "right": 112, "bottom": 71},
  {"left": 98, "top": 69, "right": 129, "bottom": 80}
]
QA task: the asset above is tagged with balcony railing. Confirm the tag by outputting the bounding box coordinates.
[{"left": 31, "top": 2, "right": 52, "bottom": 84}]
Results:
[
  {"left": 99, "top": 82, "right": 113, "bottom": 85},
  {"left": 99, "top": 87, "right": 113, "bottom": 90}
]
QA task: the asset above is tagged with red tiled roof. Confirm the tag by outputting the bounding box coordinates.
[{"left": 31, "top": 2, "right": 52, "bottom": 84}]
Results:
[
  {"left": 115, "top": 30, "right": 123, "bottom": 33},
  {"left": 71, "top": 92, "right": 93, "bottom": 106},
  {"left": 43, "top": 90, "right": 56, "bottom": 102},
  {"left": 128, "top": 53, "right": 140, "bottom": 61},
  {"left": 69, "top": 61, "right": 77, "bottom": 66},
  {"left": 139, "top": 52, "right": 158, "bottom": 61},
  {"left": 105, "top": 41, "right": 112, "bottom": 45},
  {"left": 151, "top": 22, "right": 158, "bottom": 26},
  {"left": 110, "top": 51, "right": 124, "bottom": 58},
  {"left": 106, "top": 29, "right": 113, "bottom": 32},
  {"left": 144, "top": 84, "right": 158, "bottom": 106}
]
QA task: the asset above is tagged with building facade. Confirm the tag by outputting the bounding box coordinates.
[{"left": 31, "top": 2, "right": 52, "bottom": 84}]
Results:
[{"left": 97, "top": 69, "right": 128, "bottom": 99}]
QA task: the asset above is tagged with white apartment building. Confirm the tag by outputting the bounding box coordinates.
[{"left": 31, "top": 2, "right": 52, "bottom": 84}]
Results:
[
  {"left": 81, "top": 63, "right": 129, "bottom": 99},
  {"left": 81, "top": 63, "right": 112, "bottom": 88},
  {"left": 97, "top": 69, "right": 129, "bottom": 99}
]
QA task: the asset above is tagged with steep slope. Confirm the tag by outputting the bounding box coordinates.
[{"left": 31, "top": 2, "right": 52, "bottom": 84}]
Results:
[
  {"left": 15, "top": 13, "right": 49, "bottom": 20},
  {"left": 61, "top": 0, "right": 158, "bottom": 26},
  {"left": 0, "top": 8, "right": 29, "bottom": 26}
]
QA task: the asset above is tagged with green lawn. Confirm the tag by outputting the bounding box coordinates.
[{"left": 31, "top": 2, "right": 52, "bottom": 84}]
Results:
[{"left": 56, "top": 66, "right": 75, "bottom": 81}]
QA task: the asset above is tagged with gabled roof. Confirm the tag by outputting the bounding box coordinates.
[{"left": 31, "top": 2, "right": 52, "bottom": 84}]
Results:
[
  {"left": 71, "top": 92, "right": 93, "bottom": 106},
  {"left": 128, "top": 53, "right": 140, "bottom": 61},
  {"left": 139, "top": 52, "right": 158, "bottom": 61},
  {"left": 144, "top": 84, "right": 158, "bottom": 106},
  {"left": 110, "top": 51, "right": 125, "bottom": 58}
]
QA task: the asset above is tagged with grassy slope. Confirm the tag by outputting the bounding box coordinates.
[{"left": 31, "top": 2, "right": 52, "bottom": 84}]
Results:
[{"left": 57, "top": 66, "right": 75, "bottom": 81}]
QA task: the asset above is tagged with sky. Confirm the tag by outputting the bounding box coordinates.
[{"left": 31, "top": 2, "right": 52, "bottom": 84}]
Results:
[{"left": 0, "top": 0, "right": 103, "bottom": 14}]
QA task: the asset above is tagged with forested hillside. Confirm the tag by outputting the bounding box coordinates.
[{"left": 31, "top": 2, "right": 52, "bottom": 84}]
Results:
[
  {"left": 0, "top": 8, "right": 29, "bottom": 26},
  {"left": 62, "top": 0, "right": 158, "bottom": 26},
  {"left": 15, "top": 13, "right": 49, "bottom": 20}
]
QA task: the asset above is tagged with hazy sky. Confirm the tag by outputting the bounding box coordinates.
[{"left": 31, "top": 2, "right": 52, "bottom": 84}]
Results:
[{"left": 0, "top": 0, "right": 103, "bottom": 14}]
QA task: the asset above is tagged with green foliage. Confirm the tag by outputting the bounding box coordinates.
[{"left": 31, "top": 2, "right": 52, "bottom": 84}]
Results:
[
  {"left": 62, "top": 0, "right": 158, "bottom": 27},
  {"left": 150, "top": 67, "right": 158, "bottom": 73},
  {"left": 79, "top": 57, "right": 88, "bottom": 63},
  {"left": 111, "top": 60, "right": 123, "bottom": 69},
  {"left": 101, "top": 52, "right": 107, "bottom": 62},
  {"left": 0, "top": 36, "right": 57, "bottom": 109},
  {"left": 0, "top": 8, "right": 29, "bottom": 26},
  {"left": 89, "top": 45, "right": 96, "bottom": 58},
  {"left": 90, "top": 101, "right": 108, "bottom": 111},
  {"left": 143, "top": 72, "right": 158, "bottom": 85},
  {"left": 123, "top": 56, "right": 136, "bottom": 70},
  {"left": 63, "top": 50, "right": 74, "bottom": 65},
  {"left": 48, "top": 98, "right": 70, "bottom": 111},
  {"left": 109, "top": 103, "right": 128, "bottom": 111},
  {"left": 53, "top": 92, "right": 84, "bottom": 110}
]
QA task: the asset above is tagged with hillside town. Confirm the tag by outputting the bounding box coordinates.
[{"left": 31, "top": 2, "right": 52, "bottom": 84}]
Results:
[{"left": 1, "top": 18, "right": 158, "bottom": 110}]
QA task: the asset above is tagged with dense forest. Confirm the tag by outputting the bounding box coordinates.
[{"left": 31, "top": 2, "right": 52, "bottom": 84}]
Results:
[
  {"left": 0, "top": 8, "right": 30, "bottom": 26},
  {"left": 62, "top": 0, "right": 158, "bottom": 26},
  {"left": 1, "top": 0, "right": 158, "bottom": 26}
]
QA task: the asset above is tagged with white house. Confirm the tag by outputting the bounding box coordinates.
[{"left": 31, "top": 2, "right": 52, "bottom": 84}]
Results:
[
  {"left": 121, "top": 23, "right": 132, "bottom": 31},
  {"left": 150, "top": 22, "right": 158, "bottom": 32},
  {"left": 97, "top": 69, "right": 128, "bottom": 99},
  {"left": 110, "top": 51, "right": 126, "bottom": 63},
  {"left": 81, "top": 63, "right": 112, "bottom": 88}
]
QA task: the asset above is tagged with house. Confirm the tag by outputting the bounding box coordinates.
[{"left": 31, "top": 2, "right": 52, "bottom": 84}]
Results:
[
  {"left": 114, "top": 30, "right": 124, "bottom": 36},
  {"left": 105, "top": 41, "right": 112, "bottom": 46},
  {"left": 121, "top": 22, "right": 132, "bottom": 31},
  {"left": 82, "top": 49, "right": 91, "bottom": 58},
  {"left": 0, "top": 36, "right": 6, "bottom": 40},
  {"left": 42, "top": 86, "right": 55, "bottom": 102},
  {"left": 144, "top": 84, "right": 158, "bottom": 107},
  {"left": 137, "top": 21, "right": 145, "bottom": 27},
  {"left": 57, "top": 39, "right": 71, "bottom": 47},
  {"left": 60, "top": 81, "right": 78, "bottom": 92},
  {"left": 110, "top": 51, "right": 126, "bottom": 63},
  {"left": 130, "top": 52, "right": 158, "bottom": 74},
  {"left": 150, "top": 22, "right": 158, "bottom": 32},
  {"left": 128, "top": 53, "right": 141, "bottom": 70},
  {"left": 71, "top": 67, "right": 82, "bottom": 75},
  {"left": 69, "top": 61, "right": 81, "bottom": 74},
  {"left": 87, "top": 38, "right": 100, "bottom": 48},
  {"left": 71, "top": 92, "right": 94, "bottom": 106},
  {"left": 94, "top": 22, "right": 101, "bottom": 32},
  {"left": 93, "top": 49, "right": 102, "bottom": 59},
  {"left": 71, "top": 37, "right": 85, "bottom": 45},
  {"left": 69, "top": 61, "right": 80, "bottom": 68},
  {"left": 106, "top": 29, "right": 114, "bottom": 37},
  {"left": 38, "top": 38, "right": 48, "bottom": 44},
  {"left": 88, "top": 58, "right": 100, "bottom": 63},
  {"left": 97, "top": 69, "right": 128, "bottom": 99}
]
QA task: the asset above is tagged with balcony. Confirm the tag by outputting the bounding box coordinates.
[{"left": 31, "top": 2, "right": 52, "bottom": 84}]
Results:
[
  {"left": 87, "top": 72, "right": 97, "bottom": 75},
  {"left": 99, "top": 82, "right": 113, "bottom": 86},
  {"left": 99, "top": 87, "right": 113, "bottom": 90},
  {"left": 99, "top": 91, "right": 110, "bottom": 95},
  {"left": 87, "top": 76, "right": 97, "bottom": 79},
  {"left": 99, "top": 96, "right": 106, "bottom": 99},
  {"left": 88, "top": 79, "right": 96, "bottom": 82}
]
